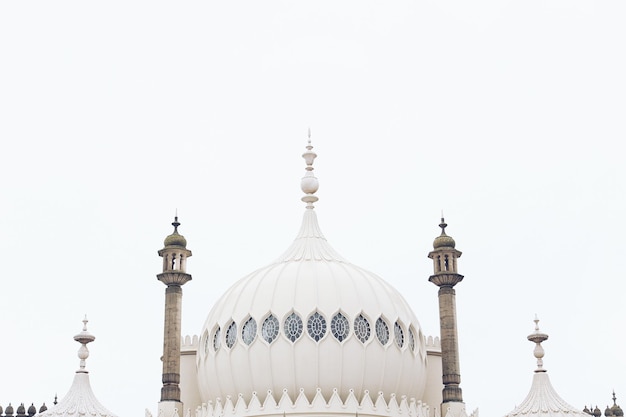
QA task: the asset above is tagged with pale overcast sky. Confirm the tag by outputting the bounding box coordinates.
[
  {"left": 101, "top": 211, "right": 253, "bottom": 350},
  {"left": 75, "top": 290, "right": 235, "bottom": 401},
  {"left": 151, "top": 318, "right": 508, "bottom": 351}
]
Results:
[{"left": 0, "top": 2, "right": 624, "bottom": 417}]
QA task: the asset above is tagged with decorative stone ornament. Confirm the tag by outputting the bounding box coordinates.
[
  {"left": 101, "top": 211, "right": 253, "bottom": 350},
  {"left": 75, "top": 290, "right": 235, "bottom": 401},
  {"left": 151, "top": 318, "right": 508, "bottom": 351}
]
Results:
[
  {"left": 35, "top": 318, "right": 118, "bottom": 417},
  {"left": 504, "top": 319, "right": 591, "bottom": 417}
]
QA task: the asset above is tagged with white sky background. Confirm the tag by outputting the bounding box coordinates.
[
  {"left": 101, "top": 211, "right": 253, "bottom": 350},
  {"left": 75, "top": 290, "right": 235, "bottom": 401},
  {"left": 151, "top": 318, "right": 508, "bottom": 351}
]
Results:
[{"left": 0, "top": 1, "right": 625, "bottom": 416}]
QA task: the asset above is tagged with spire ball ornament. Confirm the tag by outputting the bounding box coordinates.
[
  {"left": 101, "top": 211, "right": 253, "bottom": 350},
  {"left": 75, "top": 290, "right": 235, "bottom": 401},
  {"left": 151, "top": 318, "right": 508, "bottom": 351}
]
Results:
[
  {"left": 527, "top": 315, "right": 549, "bottom": 372},
  {"left": 73, "top": 315, "right": 95, "bottom": 373},
  {"left": 301, "top": 134, "right": 319, "bottom": 209}
]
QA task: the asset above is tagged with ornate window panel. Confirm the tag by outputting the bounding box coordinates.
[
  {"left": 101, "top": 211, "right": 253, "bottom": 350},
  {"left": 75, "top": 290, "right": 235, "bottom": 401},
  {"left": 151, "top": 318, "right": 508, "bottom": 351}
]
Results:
[
  {"left": 213, "top": 326, "right": 221, "bottom": 351},
  {"left": 331, "top": 312, "right": 350, "bottom": 342},
  {"left": 354, "top": 314, "right": 371, "bottom": 343},
  {"left": 284, "top": 312, "right": 303, "bottom": 342},
  {"left": 307, "top": 312, "right": 327, "bottom": 342},
  {"left": 242, "top": 317, "right": 257, "bottom": 345},
  {"left": 394, "top": 321, "right": 405, "bottom": 349},
  {"left": 375, "top": 317, "right": 390, "bottom": 346},
  {"left": 408, "top": 326, "right": 415, "bottom": 352},
  {"left": 262, "top": 314, "right": 280, "bottom": 344},
  {"left": 225, "top": 321, "right": 237, "bottom": 349},
  {"left": 203, "top": 330, "right": 210, "bottom": 355}
]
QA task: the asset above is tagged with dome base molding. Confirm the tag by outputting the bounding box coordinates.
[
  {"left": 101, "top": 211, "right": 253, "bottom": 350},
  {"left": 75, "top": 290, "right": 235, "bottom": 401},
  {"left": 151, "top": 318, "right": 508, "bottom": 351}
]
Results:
[{"left": 193, "top": 388, "right": 436, "bottom": 417}]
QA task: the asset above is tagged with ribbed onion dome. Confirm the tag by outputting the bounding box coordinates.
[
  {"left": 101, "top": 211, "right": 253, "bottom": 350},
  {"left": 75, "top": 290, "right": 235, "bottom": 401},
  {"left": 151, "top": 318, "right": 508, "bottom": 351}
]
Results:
[
  {"left": 433, "top": 218, "right": 456, "bottom": 249},
  {"left": 595, "top": 407, "right": 603, "bottom": 417},
  {"left": 27, "top": 404, "right": 37, "bottom": 416},
  {"left": 163, "top": 217, "right": 187, "bottom": 248},
  {"left": 197, "top": 140, "right": 428, "bottom": 406}
]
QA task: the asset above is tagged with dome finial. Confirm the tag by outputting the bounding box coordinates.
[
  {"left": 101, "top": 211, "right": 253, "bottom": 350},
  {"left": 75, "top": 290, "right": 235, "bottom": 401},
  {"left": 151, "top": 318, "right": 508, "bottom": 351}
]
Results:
[
  {"left": 433, "top": 214, "right": 456, "bottom": 249},
  {"left": 527, "top": 314, "right": 549, "bottom": 373},
  {"left": 163, "top": 214, "right": 187, "bottom": 248},
  {"left": 300, "top": 131, "right": 319, "bottom": 209},
  {"left": 172, "top": 211, "right": 180, "bottom": 233},
  {"left": 439, "top": 216, "right": 447, "bottom": 235},
  {"left": 73, "top": 315, "right": 96, "bottom": 373}
]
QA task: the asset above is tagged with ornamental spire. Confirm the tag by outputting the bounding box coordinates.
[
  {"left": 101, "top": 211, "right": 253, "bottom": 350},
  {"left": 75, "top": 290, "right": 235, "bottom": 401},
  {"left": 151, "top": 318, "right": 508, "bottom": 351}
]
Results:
[
  {"left": 527, "top": 315, "right": 549, "bottom": 373},
  {"left": 172, "top": 212, "right": 180, "bottom": 233},
  {"left": 300, "top": 131, "right": 319, "bottom": 209},
  {"left": 73, "top": 315, "right": 95, "bottom": 373}
]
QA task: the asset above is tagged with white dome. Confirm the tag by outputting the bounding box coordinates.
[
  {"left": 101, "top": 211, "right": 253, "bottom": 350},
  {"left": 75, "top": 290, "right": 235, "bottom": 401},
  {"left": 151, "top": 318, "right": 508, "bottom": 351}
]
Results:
[{"left": 196, "top": 208, "right": 428, "bottom": 405}]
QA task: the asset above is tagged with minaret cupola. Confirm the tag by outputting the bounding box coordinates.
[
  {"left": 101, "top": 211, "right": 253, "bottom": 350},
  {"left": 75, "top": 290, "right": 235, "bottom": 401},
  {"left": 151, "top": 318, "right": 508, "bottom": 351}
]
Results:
[
  {"left": 158, "top": 216, "right": 192, "bottom": 280},
  {"left": 430, "top": 218, "right": 462, "bottom": 277}
]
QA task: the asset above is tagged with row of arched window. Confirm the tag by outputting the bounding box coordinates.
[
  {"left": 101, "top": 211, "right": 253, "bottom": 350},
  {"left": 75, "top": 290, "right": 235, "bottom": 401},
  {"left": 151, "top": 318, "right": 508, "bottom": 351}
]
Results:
[{"left": 204, "top": 312, "right": 417, "bottom": 354}]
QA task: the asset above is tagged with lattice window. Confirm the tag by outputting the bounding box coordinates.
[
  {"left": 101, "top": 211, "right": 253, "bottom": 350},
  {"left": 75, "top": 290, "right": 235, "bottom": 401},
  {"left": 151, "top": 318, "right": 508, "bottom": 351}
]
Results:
[
  {"left": 284, "top": 312, "right": 303, "bottom": 342},
  {"left": 213, "top": 326, "right": 221, "bottom": 351},
  {"left": 262, "top": 314, "right": 280, "bottom": 343},
  {"left": 307, "top": 312, "right": 327, "bottom": 342},
  {"left": 204, "top": 331, "right": 210, "bottom": 355},
  {"left": 394, "top": 321, "right": 404, "bottom": 348},
  {"left": 225, "top": 321, "right": 237, "bottom": 349},
  {"left": 331, "top": 312, "right": 349, "bottom": 342},
  {"left": 242, "top": 317, "right": 257, "bottom": 345},
  {"left": 408, "top": 326, "right": 415, "bottom": 352},
  {"left": 354, "top": 314, "right": 371, "bottom": 343},
  {"left": 375, "top": 317, "right": 389, "bottom": 345}
]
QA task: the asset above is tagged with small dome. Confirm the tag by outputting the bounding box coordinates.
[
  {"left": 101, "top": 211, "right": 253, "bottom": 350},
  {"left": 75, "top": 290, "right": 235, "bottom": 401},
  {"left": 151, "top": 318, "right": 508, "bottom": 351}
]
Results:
[
  {"left": 613, "top": 406, "right": 623, "bottom": 417},
  {"left": 595, "top": 407, "right": 603, "bottom": 417},
  {"left": 163, "top": 217, "right": 187, "bottom": 248},
  {"left": 164, "top": 231, "right": 187, "bottom": 248},
  {"left": 27, "top": 404, "right": 36, "bottom": 416},
  {"left": 16, "top": 404, "right": 25, "bottom": 416},
  {"left": 433, "top": 218, "right": 456, "bottom": 249},
  {"left": 6, "top": 404, "right": 14, "bottom": 416},
  {"left": 606, "top": 406, "right": 614, "bottom": 416},
  {"left": 38, "top": 404, "right": 48, "bottom": 413},
  {"left": 433, "top": 234, "right": 456, "bottom": 249}
]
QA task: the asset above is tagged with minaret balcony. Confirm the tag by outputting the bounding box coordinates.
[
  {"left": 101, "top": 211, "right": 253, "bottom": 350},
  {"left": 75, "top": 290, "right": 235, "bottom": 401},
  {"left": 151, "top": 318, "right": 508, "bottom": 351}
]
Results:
[
  {"left": 429, "top": 273, "right": 464, "bottom": 288},
  {"left": 157, "top": 272, "right": 192, "bottom": 287}
]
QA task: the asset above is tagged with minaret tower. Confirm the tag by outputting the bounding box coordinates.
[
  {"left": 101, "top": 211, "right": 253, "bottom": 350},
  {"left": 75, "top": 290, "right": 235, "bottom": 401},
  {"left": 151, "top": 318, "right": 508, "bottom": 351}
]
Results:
[
  {"left": 157, "top": 216, "right": 192, "bottom": 416},
  {"left": 428, "top": 218, "right": 464, "bottom": 416}
]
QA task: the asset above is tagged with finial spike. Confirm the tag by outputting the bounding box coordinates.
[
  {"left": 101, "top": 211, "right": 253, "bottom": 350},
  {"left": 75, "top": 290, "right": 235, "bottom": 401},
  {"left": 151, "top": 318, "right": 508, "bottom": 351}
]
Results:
[
  {"left": 172, "top": 213, "right": 180, "bottom": 232},
  {"left": 439, "top": 216, "right": 448, "bottom": 235}
]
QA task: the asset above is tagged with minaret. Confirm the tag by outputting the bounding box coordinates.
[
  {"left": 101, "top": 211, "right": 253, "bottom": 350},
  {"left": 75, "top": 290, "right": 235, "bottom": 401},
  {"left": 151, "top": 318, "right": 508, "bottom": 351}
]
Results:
[
  {"left": 157, "top": 216, "right": 192, "bottom": 416},
  {"left": 428, "top": 218, "right": 464, "bottom": 416}
]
